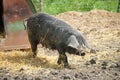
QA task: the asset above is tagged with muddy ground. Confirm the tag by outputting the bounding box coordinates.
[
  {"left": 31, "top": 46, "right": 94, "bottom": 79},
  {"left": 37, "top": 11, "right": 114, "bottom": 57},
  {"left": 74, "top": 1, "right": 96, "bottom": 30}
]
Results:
[{"left": 0, "top": 10, "right": 120, "bottom": 80}]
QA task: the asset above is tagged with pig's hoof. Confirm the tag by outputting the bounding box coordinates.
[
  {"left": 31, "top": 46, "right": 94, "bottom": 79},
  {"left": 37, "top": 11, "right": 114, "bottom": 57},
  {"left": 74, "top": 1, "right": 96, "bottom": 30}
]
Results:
[
  {"left": 64, "top": 63, "right": 70, "bottom": 68},
  {"left": 33, "top": 54, "right": 36, "bottom": 58},
  {"left": 57, "top": 60, "right": 62, "bottom": 65},
  {"left": 64, "top": 64, "right": 71, "bottom": 69}
]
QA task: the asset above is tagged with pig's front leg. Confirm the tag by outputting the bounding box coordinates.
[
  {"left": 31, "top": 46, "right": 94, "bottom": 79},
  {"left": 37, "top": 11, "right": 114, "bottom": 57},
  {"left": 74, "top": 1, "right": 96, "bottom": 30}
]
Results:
[{"left": 57, "top": 46, "right": 70, "bottom": 68}]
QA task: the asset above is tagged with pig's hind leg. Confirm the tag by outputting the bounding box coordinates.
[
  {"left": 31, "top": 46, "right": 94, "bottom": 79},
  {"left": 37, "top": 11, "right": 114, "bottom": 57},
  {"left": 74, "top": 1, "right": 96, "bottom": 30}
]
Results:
[{"left": 28, "top": 36, "right": 39, "bottom": 58}]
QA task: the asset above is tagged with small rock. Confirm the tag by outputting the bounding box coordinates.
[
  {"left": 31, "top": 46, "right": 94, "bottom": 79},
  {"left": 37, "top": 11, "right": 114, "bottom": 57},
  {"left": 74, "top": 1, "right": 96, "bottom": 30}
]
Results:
[
  {"left": 109, "top": 63, "right": 118, "bottom": 68},
  {"left": 74, "top": 73, "right": 82, "bottom": 78},
  {"left": 63, "top": 75, "right": 70, "bottom": 80},
  {"left": 90, "top": 49, "right": 96, "bottom": 53},
  {"left": 116, "top": 63, "right": 120, "bottom": 67},
  {"left": 61, "top": 74, "right": 71, "bottom": 80},
  {"left": 50, "top": 70, "right": 58, "bottom": 75},
  {"left": 89, "top": 59, "right": 96, "bottom": 64},
  {"left": 35, "top": 77, "right": 41, "bottom": 80},
  {"left": 82, "top": 76, "right": 88, "bottom": 80},
  {"left": 14, "top": 76, "right": 20, "bottom": 80},
  {"left": 90, "top": 28, "right": 97, "bottom": 32},
  {"left": 19, "top": 68, "right": 24, "bottom": 72},
  {"left": 91, "top": 71, "right": 95, "bottom": 73},
  {"left": 101, "top": 66, "right": 107, "bottom": 69},
  {"left": 75, "top": 73, "right": 78, "bottom": 78},
  {"left": 85, "top": 59, "right": 96, "bottom": 65},
  {"left": 1, "top": 76, "right": 12, "bottom": 80},
  {"left": 116, "top": 48, "right": 120, "bottom": 52},
  {"left": 101, "top": 61, "right": 108, "bottom": 66},
  {"left": 85, "top": 61, "right": 90, "bottom": 65},
  {"left": 114, "top": 73, "right": 118, "bottom": 76},
  {"left": 3, "top": 77, "right": 8, "bottom": 80},
  {"left": 101, "top": 61, "right": 108, "bottom": 69},
  {"left": 117, "top": 32, "right": 120, "bottom": 37}
]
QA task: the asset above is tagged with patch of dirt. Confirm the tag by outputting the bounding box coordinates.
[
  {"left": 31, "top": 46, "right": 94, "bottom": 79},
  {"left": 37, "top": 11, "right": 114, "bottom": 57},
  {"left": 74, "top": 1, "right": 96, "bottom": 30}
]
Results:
[{"left": 0, "top": 10, "right": 120, "bottom": 80}]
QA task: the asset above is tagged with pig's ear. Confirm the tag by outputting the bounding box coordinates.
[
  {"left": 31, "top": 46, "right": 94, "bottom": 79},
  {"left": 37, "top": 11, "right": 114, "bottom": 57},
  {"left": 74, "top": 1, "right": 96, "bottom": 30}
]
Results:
[
  {"left": 67, "top": 35, "right": 79, "bottom": 49},
  {"left": 23, "top": 18, "right": 28, "bottom": 30}
]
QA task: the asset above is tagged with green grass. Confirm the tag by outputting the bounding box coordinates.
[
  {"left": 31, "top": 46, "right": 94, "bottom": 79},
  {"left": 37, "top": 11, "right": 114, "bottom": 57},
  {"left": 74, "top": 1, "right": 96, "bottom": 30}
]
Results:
[{"left": 33, "top": 0, "right": 119, "bottom": 15}]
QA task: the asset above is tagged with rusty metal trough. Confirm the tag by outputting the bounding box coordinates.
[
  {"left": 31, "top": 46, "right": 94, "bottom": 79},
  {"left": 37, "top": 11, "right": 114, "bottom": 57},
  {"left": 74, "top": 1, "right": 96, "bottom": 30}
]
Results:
[{"left": 0, "top": 0, "right": 36, "bottom": 50}]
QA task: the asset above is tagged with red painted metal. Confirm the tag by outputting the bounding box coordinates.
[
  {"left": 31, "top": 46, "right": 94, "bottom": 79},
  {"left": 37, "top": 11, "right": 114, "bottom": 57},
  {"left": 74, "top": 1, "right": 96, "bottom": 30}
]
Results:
[{"left": 0, "top": 0, "right": 36, "bottom": 50}]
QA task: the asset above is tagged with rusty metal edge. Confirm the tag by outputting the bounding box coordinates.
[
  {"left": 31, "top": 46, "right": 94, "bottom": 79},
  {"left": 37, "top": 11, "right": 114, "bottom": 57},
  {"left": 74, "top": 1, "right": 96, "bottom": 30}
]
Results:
[{"left": 0, "top": 44, "right": 30, "bottom": 51}]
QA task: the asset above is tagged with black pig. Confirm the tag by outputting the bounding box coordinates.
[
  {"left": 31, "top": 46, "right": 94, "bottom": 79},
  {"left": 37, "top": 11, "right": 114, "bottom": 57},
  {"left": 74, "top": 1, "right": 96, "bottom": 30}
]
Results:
[{"left": 23, "top": 12, "right": 92, "bottom": 68}]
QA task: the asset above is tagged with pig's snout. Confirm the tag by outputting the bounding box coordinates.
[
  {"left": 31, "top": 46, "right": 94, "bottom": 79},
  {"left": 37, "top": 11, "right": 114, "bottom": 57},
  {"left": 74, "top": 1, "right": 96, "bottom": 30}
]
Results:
[{"left": 76, "top": 50, "right": 85, "bottom": 56}]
